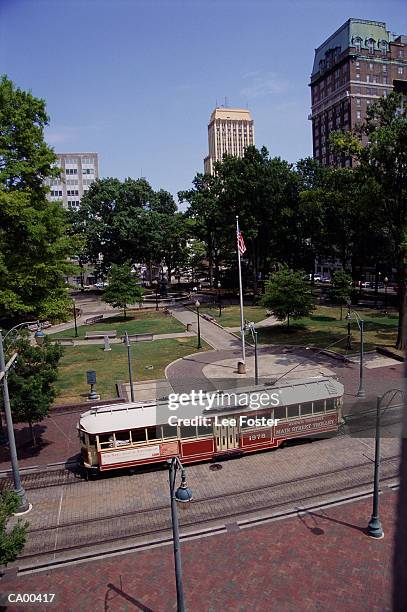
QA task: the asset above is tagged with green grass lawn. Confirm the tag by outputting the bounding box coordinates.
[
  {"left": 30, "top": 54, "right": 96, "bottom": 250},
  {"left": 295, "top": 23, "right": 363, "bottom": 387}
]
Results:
[
  {"left": 255, "top": 305, "right": 398, "bottom": 353},
  {"left": 54, "top": 337, "right": 209, "bottom": 404},
  {"left": 199, "top": 305, "right": 269, "bottom": 327},
  {"left": 50, "top": 310, "right": 185, "bottom": 339}
]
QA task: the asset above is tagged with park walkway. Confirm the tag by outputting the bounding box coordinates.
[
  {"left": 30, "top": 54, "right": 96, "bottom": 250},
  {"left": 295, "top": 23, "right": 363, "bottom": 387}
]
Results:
[{"left": 171, "top": 305, "right": 242, "bottom": 351}]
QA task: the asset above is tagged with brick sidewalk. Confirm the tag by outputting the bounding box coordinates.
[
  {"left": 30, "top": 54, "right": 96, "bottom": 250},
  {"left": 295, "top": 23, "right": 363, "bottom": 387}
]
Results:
[{"left": 1, "top": 491, "right": 396, "bottom": 611}]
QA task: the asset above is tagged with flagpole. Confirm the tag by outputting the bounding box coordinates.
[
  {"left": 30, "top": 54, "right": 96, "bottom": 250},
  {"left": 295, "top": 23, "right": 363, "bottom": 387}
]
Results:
[{"left": 236, "top": 215, "right": 246, "bottom": 364}]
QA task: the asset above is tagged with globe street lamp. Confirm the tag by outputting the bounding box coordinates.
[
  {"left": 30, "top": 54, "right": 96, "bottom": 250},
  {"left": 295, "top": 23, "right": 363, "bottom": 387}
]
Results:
[
  {"left": 0, "top": 321, "right": 45, "bottom": 514},
  {"left": 384, "top": 277, "right": 389, "bottom": 315},
  {"left": 195, "top": 300, "right": 202, "bottom": 349},
  {"left": 367, "top": 389, "right": 404, "bottom": 539},
  {"left": 345, "top": 308, "right": 365, "bottom": 398},
  {"left": 217, "top": 281, "right": 222, "bottom": 318},
  {"left": 167, "top": 457, "right": 192, "bottom": 612}
]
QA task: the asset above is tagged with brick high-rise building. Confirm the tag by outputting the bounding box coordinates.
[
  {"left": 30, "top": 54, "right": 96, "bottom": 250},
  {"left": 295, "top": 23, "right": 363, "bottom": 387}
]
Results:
[
  {"left": 309, "top": 19, "right": 407, "bottom": 166},
  {"left": 204, "top": 107, "right": 254, "bottom": 174},
  {"left": 46, "top": 152, "right": 99, "bottom": 210}
]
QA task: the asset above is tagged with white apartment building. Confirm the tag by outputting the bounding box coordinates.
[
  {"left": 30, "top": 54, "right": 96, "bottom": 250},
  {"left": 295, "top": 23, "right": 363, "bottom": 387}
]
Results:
[{"left": 46, "top": 152, "right": 99, "bottom": 210}]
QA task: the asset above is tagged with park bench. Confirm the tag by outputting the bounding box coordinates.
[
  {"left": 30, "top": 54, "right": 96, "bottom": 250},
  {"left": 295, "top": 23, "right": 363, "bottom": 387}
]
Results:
[
  {"left": 84, "top": 314, "right": 104, "bottom": 325},
  {"left": 124, "top": 333, "right": 154, "bottom": 342},
  {"left": 85, "top": 330, "right": 117, "bottom": 339}
]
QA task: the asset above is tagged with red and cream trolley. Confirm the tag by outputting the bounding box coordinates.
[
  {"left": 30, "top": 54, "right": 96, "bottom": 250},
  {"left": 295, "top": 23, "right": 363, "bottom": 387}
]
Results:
[{"left": 78, "top": 376, "right": 344, "bottom": 474}]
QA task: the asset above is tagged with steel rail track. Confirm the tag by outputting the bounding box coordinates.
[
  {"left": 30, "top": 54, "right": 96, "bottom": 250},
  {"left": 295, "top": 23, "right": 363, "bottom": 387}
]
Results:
[
  {"left": 0, "top": 408, "right": 402, "bottom": 493},
  {"left": 17, "top": 454, "right": 399, "bottom": 564}
]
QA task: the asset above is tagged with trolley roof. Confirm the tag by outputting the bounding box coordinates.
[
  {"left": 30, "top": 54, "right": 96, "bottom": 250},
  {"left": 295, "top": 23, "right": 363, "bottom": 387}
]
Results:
[{"left": 78, "top": 376, "right": 343, "bottom": 435}]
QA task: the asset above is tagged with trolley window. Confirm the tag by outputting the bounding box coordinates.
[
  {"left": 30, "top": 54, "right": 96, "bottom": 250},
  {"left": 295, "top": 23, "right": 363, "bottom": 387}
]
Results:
[
  {"left": 146, "top": 426, "right": 161, "bottom": 442},
  {"left": 313, "top": 400, "right": 325, "bottom": 413},
  {"left": 300, "top": 403, "right": 312, "bottom": 416},
  {"left": 197, "top": 423, "right": 212, "bottom": 437},
  {"left": 240, "top": 414, "right": 252, "bottom": 428},
  {"left": 180, "top": 425, "right": 197, "bottom": 439},
  {"left": 274, "top": 405, "right": 286, "bottom": 420},
  {"left": 162, "top": 424, "right": 178, "bottom": 439},
  {"left": 79, "top": 430, "right": 86, "bottom": 444},
  {"left": 131, "top": 429, "right": 147, "bottom": 444},
  {"left": 287, "top": 405, "right": 300, "bottom": 419},
  {"left": 326, "top": 398, "right": 336, "bottom": 411},
  {"left": 88, "top": 434, "right": 96, "bottom": 447},
  {"left": 115, "top": 431, "right": 131, "bottom": 446},
  {"left": 98, "top": 433, "right": 114, "bottom": 448}
]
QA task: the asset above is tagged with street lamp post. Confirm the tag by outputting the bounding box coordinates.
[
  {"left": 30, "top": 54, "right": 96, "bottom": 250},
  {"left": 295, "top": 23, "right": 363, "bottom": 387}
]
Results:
[
  {"left": 346, "top": 308, "right": 365, "bottom": 398},
  {"left": 367, "top": 395, "right": 384, "bottom": 538},
  {"left": 217, "top": 281, "right": 222, "bottom": 318},
  {"left": 346, "top": 302, "right": 352, "bottom": 351},
  {"left": 245, "top": 321, "right": 259, "bottom": 385},
  {"left": 123, "top": 331, "right": 135, "bottom": 402},
  {"left": 167, "top": 457, "right": 192, "bottom": 612},
  {"left": 73, "top": 300, "right": 78, "bottom": 338},
  {"left": 155, "top": 279, "right": 159, "bottom": 312},
  {"left": 0, "top": 321, "right": 45, "bottom": 514},
  {"left": 384, "top": 277, "right": 388, "bottom": 315},
  {"left": 195, "top": 300, "right": 202, "bottom": 349}
]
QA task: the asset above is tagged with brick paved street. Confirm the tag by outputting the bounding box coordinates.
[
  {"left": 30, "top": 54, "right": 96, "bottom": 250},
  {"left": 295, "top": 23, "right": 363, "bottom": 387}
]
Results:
[{"left": 0, "top": 491, "right": 397, "bottom": 611}]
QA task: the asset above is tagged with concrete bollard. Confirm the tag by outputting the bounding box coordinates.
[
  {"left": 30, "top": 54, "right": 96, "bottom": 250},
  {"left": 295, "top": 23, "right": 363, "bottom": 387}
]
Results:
[
  {"left": 237, "top": 361, "right": 246, "bottom": 374},
  {"left": 103, "top": 335, "right": 111, "bottom": 351}
]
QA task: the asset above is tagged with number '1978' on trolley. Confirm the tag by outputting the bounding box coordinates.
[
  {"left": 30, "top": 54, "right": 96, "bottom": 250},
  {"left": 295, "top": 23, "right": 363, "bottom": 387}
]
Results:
[{"left": 77, "top": 376, "right": 344, "bottom": 475}]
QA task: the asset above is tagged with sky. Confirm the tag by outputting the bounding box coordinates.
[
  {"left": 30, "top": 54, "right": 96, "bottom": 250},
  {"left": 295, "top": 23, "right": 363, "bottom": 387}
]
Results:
[{"left": 1, "top": 0, "right": 406, "bottom": 202}]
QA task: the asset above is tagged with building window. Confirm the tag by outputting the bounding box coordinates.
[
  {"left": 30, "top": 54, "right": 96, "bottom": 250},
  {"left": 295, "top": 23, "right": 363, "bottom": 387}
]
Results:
[
  {"left": 369, "top": 63, "right": 373, "bottom": 71},
  {"left": 398, "top": 67, "right": 404, "bottom": 75},
  {"left": 356, "top": 98, "right": 361, "bottom": 106},
  {"left": 366, "top": 38, "right": 375, "bottom": 54},
  {"left": 356, "top": 111, "right": 361, "bottom": 120},
  {"left": 65, "top": 168, "right": 77, "bottom": 175},
  {"left": 356, "top": 73, "right": 360, "bottom": 79},
  {"left": 353, "top": 36, "right": 362, "bottom": 52},
  {"left": 382, "top": 65, "right": 387, "bottom": 73},
  {"left": 399, "top": 50, "right": 404, "bottom": 58}
]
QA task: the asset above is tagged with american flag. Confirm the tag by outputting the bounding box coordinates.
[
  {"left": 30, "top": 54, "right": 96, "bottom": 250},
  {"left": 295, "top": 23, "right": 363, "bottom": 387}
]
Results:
[{"left": 237, "top": 230, "right": 247, "bottom": 255}]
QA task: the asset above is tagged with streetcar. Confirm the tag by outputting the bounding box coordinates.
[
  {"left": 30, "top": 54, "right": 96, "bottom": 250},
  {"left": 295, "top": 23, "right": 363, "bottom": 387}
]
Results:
[{"left": 78, "top": 376, "right": 344, "bottom": 474}]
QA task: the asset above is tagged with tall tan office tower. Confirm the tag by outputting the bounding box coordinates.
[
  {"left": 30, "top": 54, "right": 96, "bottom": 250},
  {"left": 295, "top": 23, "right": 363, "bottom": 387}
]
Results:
[{"left": 204, "top": 107, "right": 254, "bottom": 174}]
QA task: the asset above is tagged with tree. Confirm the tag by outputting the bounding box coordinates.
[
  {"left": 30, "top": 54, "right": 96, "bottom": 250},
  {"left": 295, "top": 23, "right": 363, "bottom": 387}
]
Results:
[
  {"left": 261, "top": 267, "right": 315, "bottom": 328},
  {"left": 5, "top": 335, "right": 63, "bottom": 445},
  {"left": 329, "top": 269, "right": 353, "bottom": 320},
  {"left": 0, "top": 190, "right": 77, "bottom": 320},
  {"left": 0, "top": 491, "right": 28, "bottom": 566},
  {"left": 103, "top": 263, "right": 144, "bottom": 318},
  {"left": 331, "top": 92, "right": 407, "bottom": 348},
  {"left": 0, "top": 76, "right": 76, "bottom": 322}
]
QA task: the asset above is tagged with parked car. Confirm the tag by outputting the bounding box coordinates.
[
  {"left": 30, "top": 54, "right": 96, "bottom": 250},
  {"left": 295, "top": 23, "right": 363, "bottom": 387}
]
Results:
[
  {"left": 94, "top": 282, "right": 108, "bottom": 289},
  {"left": 320, "top": 277, "right": 331, "bottom": 283},
  {"left": 360, "top": 281, "right": 371, "bottom": 288}
]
